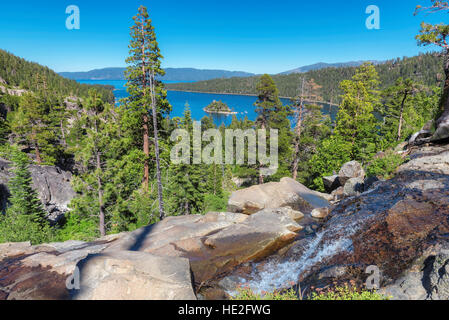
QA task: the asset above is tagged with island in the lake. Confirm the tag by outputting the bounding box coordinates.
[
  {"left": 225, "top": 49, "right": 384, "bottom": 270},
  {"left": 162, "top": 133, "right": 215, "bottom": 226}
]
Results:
[{"left": 204, "top": 100, "right": 238, "bottom": 115}]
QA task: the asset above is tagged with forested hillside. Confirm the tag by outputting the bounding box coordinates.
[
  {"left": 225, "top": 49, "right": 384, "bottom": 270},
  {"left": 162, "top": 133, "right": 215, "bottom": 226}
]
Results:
[
  {"left": 0, "top": 49, "right": 114, "bottom": 102},
  {"left": 59, "top": 67, "right": 255, "bottom": 82},
  {"left": 166, "top": 52, "right": 444, "bottom": 103}
]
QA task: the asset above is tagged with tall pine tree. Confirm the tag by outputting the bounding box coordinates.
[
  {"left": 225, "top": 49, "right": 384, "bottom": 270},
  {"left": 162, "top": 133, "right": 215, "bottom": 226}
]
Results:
[{"left": 123, "top": 6, "right": 171, "bottom": 220}]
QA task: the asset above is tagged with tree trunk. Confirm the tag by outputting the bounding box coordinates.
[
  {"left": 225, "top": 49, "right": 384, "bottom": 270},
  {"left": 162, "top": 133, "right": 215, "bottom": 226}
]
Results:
[
  {"left": 292, "top": 79, "right": 305, "bottom": 180},
  {"left": 258, "top": 120, "right": 266, "bottom": 185},
  {"left": 397, "top": 93, "right": 407, "bottom": 141},
  {"left": 143, "top": 114, "right": 150, "bottom": 192},
  {"left": 432, "top": 51, "right": 449, "bottom": 141},
  {"left": 60, "top": 120, "right": 67, "bottom": 148},
  {"left": 141, "top": 19, "right": 150, "bottom": 192},
  {"left": 34, "top": 141, "right": 42, "bottom": 164},
  {"left": 96, "top": 151, "right": 105, "bottom": 237},
  {"left": 437, "top": 51, "right": 449, "bottom": 128},
  {"left": 149, "top": 70, "right": 165, "bottom": 220}
]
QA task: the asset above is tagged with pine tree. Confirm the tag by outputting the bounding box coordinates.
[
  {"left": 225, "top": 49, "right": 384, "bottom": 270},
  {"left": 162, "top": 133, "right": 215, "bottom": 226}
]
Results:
[
  {"left": 415, "top": 1, "right": 449, "bottom": 138},
  {"left": 334, "top": 63, "right": 381, "bottom": 162},
  {"left": 380, "top": 78, "right": 420, "bottom": 147},
  {"left": 10, "top": 93, "right": 54, "bottom": 164},
  {"left": 0, "top": 149, "right": 52, "bottom": 244},
  {"left": 291, "top": 77, "right": 323, "bottom": 180},
  {"left": 71, "top": 90, "right": 113, "bottom": 237},
  {"left": 124, "top": 5, "right": 170, "bottom": 220},
  {"left": 167, "top": 107, "right": 206, "bottom": 215},
  {"left": 254, "top": 74, "right": 290, "bottom": 184}
]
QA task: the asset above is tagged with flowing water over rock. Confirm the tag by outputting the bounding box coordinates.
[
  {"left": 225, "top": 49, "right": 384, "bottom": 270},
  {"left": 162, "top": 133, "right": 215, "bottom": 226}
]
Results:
[{"left": 225, "top": 143, "right": 449, "bottom": 298}]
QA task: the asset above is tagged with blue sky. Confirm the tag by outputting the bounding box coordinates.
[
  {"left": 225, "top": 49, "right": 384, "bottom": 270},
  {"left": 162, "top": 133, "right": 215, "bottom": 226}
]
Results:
[{"left": 0, "top": 0, "right": 447, "bottom": 74}]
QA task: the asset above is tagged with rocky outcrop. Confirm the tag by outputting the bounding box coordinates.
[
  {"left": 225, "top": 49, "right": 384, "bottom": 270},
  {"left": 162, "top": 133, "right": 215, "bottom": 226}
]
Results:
[
  {"left": 338, "top": 161, "right": 365, "bottom": 186},
  {"left": 323, "top": 161, "right": 366, "bottom": 197},
  {"left": 0, "top": 209, "right": 304, "bottom": 300},
  {"left": 227, "top": 177, "right": 330, "bottom": 214},
  {"left": 225, "top": 143, "right": 449, "bottom": 300},
  {"left": 432, "top": 111, "right": 449, "bottom": 142},
  {"left": 106, "top": 210, "right": 303, "bottom": 285},
  {"left": 343, "top": 177, "right": 365, "bottom": 197},
  {"left": 0, "top": 239, "right": 114, "bottom": 300},
  {"left": 0, "top": 85, "right": 27, "bottom": 97},
  {"left": 379, "top": 244, "right": 449, "bottom": 300},
  {"left": 74, "top": 251, "right": 196, "bottom": 300},
  {"left": 0, "top": 159, "right": 76, "bottom": 223},
  {"left": 323, "top": 175, "right": 340, "bottom": 193}
]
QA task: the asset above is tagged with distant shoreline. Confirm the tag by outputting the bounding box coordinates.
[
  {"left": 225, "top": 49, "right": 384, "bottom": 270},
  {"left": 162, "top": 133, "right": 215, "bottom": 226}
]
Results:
[
  {"left": 167, "top": 89, "right": 339, "bottom": 107},
  {"left": 203, "top": 108, "right": 238, "bottom": 115}
]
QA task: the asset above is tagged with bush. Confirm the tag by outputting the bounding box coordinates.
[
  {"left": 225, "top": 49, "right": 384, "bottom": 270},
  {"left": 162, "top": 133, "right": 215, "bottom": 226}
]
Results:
[
  {"left": 231, "top": 285, "right": 298, "bottom": 301},
  {"left": 55, "top": 212, "right": 98, "bottom": 242},
  {"left": 366, "top": 150, "right": 405, "bottom": 179},
  {"left": 203, "top": 193, "right": 229, "bottom": 212},
  {"left": 310, "top": 283, "right": 388, "bottom": 301},
  {"left": 231, "top": 283, "right": 389, "bottom": 301}
]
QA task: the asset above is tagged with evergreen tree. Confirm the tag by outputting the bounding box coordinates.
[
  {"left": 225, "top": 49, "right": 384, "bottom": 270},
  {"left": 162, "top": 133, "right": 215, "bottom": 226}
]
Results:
[
  {"left": 0, "top": 149, "right": 52, "bottom": 244},
  {"left": 167, "top": 107, "right": 206, "bottom": 215},
  {"left": 71, "top": 90, "right": 113, "bottom": 237},
  {"left": 415, "top": 1, "right": 449, "bottom": 128},
  {"left": 123, "top": 5, "right": 171, "bottom": 220},
  {"left": 10, "top": 93, "right": 54, "bottom": 164},
  {"left": 295, "top": 105, "right": 332, "bottom": 187},
  {"left": 254, "top": 74, "right": 291, "bottom": 183},
  {"left": 334, "top": 63, "right": 381, "bottom": 162},
  {"left": 379, "top": 78, "right": 420, "bottom": 147},
  {"left": 291, "top": 77, "right": 323, "bottom": 180}
]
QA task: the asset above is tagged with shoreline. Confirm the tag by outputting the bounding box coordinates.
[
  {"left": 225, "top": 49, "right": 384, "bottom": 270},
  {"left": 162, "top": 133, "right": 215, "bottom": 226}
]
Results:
[
  {"left": 203, "top": 108, "right": 238, "bottom": 115},
  {"left": 167, "top": 89, "right": 339, "bottom": 107}
]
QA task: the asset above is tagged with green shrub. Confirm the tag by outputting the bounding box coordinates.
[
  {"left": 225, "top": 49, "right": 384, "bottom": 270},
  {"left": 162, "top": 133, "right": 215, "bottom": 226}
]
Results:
[
  {"left": 203, "top": 192, "right": 229, "bottom": 212},
  {"left": 366, "top": 150, "right": 405, "bottom": 179},
  {"left": 231, "top": 283, "right": 389, "bottom": 301},
  {"left": 231, "top": 285, "right": 298, "bottom": 301},
  {"left": 55, "top": 212, "right": 98, "bottom": 242},
  {"left": 310, "top": 283, "right": 388, "bottom": 301}
]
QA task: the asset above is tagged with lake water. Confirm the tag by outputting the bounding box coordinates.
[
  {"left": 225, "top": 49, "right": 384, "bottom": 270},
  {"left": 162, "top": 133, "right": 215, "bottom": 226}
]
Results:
[{"left": 79, "top": 80, "right": 336, "bottom": 127}]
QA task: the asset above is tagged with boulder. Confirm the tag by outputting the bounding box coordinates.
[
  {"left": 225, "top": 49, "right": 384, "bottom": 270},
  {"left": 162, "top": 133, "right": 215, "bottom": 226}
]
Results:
[
  {"left": 364, "top": 176, "right": 380, "bottom": 192},
  {"left": 379, "top": 246, "right": 449, "bottom": 300},
  {"left": 143, "top": 208, "right": 303, "bottom": 284},
  {"left": 227, "top": 177, "right": 330, "bottom": 215},
  {"left": 0, "top": 159, "right": 77, "bottom": 223},
  {"left": 432, "top": 112, "right": 449, "bottom": 142},
  {"left": 330, "top": 186, "right": 345, "bottom": 202},
  {"left": 343, "top": 177, "right": 365, "bottom": 197},
  {"left": 0, "top": 240, "right": 113, "bottom": 300},
  {"left": 338, "top": 161, "right": 365, "bottom": 186},
  {"left": 311, "top": 207, "right": 330, "bottom": 219},
  {"left": 74, "top": 251, "right": 196, "bottom": 300},
  {"left": 409, "top": 129, "right": 433, "bottom": 146},
  {"left": 105, "top": 212, "right": 249, "bottom": 253},
  {"left": 322, "top": 175, "right": 341, "bottom": 193},
  {"left": 396, "top": 146, "right": 449, "bottom": 175}
]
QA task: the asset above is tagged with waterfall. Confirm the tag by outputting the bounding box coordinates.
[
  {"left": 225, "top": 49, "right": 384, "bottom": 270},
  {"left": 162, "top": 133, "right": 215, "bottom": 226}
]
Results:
[{"left": 234, "top": 211, "right": 373, "bottom": 295}]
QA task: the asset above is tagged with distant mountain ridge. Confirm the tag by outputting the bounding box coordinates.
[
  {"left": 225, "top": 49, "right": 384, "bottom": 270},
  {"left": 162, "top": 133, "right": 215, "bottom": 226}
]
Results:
[
  {"left": 280, "top": 61, "right": 383, "bottom": 75},
  {"left": 59, "top": 67, "right": 255, "bottom": 82}
]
